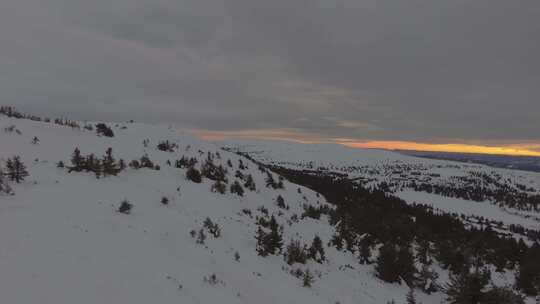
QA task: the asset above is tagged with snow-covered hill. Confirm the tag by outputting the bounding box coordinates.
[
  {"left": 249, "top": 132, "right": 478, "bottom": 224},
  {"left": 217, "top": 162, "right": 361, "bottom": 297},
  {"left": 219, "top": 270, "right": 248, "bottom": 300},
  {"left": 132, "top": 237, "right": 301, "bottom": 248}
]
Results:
[{"left": 0, "top": 114, "right": 449, "bottom": 304}]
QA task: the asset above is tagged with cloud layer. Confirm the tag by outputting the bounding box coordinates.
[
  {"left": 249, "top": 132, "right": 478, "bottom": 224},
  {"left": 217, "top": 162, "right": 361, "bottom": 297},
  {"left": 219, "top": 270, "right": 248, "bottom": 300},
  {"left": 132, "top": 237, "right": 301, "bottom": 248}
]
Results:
[{"left": 1, "top": 0, "right": 539, "bottom": 144}]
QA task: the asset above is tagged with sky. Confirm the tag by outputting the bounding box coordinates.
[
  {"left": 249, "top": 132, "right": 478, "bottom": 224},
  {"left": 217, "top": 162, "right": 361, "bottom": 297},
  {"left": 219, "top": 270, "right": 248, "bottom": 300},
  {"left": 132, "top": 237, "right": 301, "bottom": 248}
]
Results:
[{"left": 1, "top": 0, "right": 540, "bottom": 155}]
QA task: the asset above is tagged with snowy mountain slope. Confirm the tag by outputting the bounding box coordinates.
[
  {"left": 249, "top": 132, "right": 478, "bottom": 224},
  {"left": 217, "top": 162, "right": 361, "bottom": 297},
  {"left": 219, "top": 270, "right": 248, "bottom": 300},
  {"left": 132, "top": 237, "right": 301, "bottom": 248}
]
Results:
[
  {"left": 0, "top": 115, "right": 448, "bottom": 304},
  {"left": 224, "top": 139, "right": 540, "bottom": 238}
]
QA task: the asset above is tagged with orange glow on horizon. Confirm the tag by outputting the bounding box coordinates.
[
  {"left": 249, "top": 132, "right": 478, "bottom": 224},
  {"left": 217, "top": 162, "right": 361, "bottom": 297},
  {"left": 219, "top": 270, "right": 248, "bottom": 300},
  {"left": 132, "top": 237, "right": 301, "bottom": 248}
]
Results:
[
  {"left": 191, "top": 129, "right": 540, "bottom": 157},
  {"left": 342, "top": 141, "right": 540, "bottom": 157}
]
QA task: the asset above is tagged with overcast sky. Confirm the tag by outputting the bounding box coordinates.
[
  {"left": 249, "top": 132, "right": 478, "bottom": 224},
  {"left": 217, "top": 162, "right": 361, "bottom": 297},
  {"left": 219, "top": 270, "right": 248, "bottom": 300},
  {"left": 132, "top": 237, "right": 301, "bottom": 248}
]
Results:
[{"left": 1, "top": 0, "right": 539, "bottom": 146}]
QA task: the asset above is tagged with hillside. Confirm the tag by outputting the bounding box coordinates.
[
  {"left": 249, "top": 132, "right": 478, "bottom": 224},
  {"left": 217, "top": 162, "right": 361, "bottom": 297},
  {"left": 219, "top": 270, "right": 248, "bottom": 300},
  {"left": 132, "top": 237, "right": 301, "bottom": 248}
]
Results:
[
  {"left": 1, "top": 112, "right": 442, "bottom": 304},
  {"left": 1, "top": 109, "right": 539, "bottom": 304}
]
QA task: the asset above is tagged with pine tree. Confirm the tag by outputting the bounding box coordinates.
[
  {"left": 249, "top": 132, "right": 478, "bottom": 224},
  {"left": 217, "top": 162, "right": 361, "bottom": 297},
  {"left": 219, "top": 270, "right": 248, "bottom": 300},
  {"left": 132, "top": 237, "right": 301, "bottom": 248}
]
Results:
[
  {"left": 445, "top": 268, "right": 490, "bottom": 304},
  {"left": 308, "top": 235, "right": 326, "bottom": 263},
  {"left": 255, "top": 216, "right": 283, "bottom": 257},
  {"left": 244, "top": 174, "right": 256, "bottom": 191},
  {"left": 70, "top": 148, "right": 85, "bottom": 172},
  {"left": 96, "top": 123, "right": 114, "bottom": 137},
  {"left": 265, "top": 172, "right": 276, "bottom": 188},
  {"left": 483, "top": 287, "right": 525, "bottom": 304},
  {"left": 102, "top": 148, "right": 120, "bottom": 176},
  {"left": 255, "top": 226, "right": 269, "bottom": 257},
  {"left": 85, "top": 154, "right": 102, "bottom": 178},
  {"left": 302, "top": 269, "right": 315, "bottom": 287},
  {"left": 418, "top": 264, "right": 439, "bottom": 294},
  {"left": 406, "top": 288, "right": 417, "bottom": 304},
  {"left": 118, "top": 199, "right": 133, "bottom": 214},
  {"left": 5, "top": 156, "right": 29, "bottom": 183},
  {"left": 375, "top": 243, "right": 400, "bottom": 283},
  {"left": 0, "top": 167, "right": 12, "bottom": 194},
  {"left": 359, "top": 236, "right": 374, "bottom": 265},
  {"left": 211, "top": 180, "right": 227, "bottom": 194},
  {"left": 396, "top": 244, "right": 417, "bottom": 286},
  {"left": 230, "top": 181, "right": 244, "bottom": 196},
  {"left": 276, "top": 195, "right": 286, "bottom": 209},
  {"left": 284, "top": 240, "right": 308, "bottom": 265},
  {"left": 186, "top": 167, "right": 202, "bottom": 183},
  {"left": 267, "top": 216, "right": 283, "bottom": 254}
]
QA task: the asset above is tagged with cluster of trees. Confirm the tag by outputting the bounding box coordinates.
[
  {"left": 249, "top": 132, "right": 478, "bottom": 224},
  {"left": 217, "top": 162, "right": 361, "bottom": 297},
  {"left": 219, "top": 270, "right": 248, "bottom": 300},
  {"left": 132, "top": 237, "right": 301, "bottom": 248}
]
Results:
[
  {"left": 157, "top": 140, "right": 178, "bottom": 152},
  {"left": 3, "top": 156, "right": 29, "bottom": 184},
  {"left": 181, "top": 154, "right": 258, "bottom": 198},
  {"left": 255, "top": 215, "right": 284, "bottom": 257},
  {"left": 175, "top": 156, "right": 198, "bottom": 169},
  {"left": 129, "top": 154, "right": 159, "bottom": 171},
  {"left": 445, "top": 267, "right": 525, "bottom": 304},
  {"left": 0, "top": 106, "right": 81, "bottom": 129},
  {"left": 272, "top": 167, "right": 540, "bottom": 299},
  {"left": 408, "top": 177, "right": 540, "bottom": 212},
  {"left": 283, "top": 236, "right": 326, "bottom": 265},
  {"left": 68, "top": 148, "right": 125, "bottom": 178},
  {"left": 265, "top": 172, "right": 284, "bottom": 189},
  {"left": 0, "top": 156, "right": 27, "bottom": 193},
  {"left": 95, "top": 123, "right": 114, "bottom": 137}
]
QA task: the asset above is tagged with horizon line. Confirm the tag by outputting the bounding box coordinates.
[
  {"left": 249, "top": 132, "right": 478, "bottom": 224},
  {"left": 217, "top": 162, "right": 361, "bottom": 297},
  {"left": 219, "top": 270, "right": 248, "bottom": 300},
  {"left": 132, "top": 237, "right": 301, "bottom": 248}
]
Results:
[{"left": 192, "top": 129, "right": 540, "bottom": 157}]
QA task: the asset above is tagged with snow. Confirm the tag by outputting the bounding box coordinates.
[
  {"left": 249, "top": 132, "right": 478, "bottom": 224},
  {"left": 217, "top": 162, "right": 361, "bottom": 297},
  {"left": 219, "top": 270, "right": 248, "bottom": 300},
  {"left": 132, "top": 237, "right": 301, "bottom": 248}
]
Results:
[
  {"left": 0, "top": 116, "right": 431, "bottom": 304},
  {"left": 2, "top": 116, "right": 538, "bottom": 303}
]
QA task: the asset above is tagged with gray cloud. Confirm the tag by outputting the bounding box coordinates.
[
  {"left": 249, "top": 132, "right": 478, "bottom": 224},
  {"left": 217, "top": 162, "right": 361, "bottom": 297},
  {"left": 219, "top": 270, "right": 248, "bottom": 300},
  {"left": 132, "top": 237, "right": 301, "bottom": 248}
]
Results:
[{"left": 1, "top": 0, "right": 539, "bottom": 143}]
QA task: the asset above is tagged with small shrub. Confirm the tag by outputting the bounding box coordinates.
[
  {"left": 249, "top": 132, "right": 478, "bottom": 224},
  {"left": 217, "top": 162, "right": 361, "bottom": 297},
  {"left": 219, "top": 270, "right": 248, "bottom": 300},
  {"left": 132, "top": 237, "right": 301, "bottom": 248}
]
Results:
[
  {"left": 203, "top": 217, "right": 221, "bottom": 238},
  {"left": 230, "top": 181, "right": 244, "bottom": 196},
  {"left": 211, "top": 180, "right": 227, "bottom": 194},
  {"left": 302, "top": 269, "right": 315, "bottom": 287},
  {"left": 96, "top": 123, "right": 114, "bottom": 137},
  {"left": 186, "top": 167, "right": 202, "bottom": 183},
  {"left": 118, "top": 199, "right": 133, "bottom": 214},
  {"left": 196, "top": 229, "right": 206, "bottom": 245},
  {"left": 284, "top": 240, "right": 308, "bottom": 265}
]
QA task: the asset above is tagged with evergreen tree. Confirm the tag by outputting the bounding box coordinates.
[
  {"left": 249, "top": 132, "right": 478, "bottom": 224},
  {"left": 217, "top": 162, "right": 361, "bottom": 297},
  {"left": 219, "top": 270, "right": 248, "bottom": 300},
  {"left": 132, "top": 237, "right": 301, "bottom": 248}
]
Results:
[
  {"left": 230, "top": 181, "right": 244, "bottom": 196},
  {"left": 396, "top": 244, "right": 417, "bottom": 286},
  {"left": 244, "top": 174, "right": 256, "bottom": 191},
  {"left": 102, "top": 148, "right": 120, "bottom": 176},
  {"left": 517, "top": 243, "right": 540, "bottom": 296},
  {"left": 255, "top": 226, "right": 270, "bottom": 257},
  {"left": 267, "top": 216, "right": 283, "bottom": 254},
  {"left": 211, "top": 180, "right": 227, "bottom": 194},
  {"left": 445, "top": 268, "right": 490, "bottom": 304},
  {"left": 85, "top": 154, "right": 102, "bottom": 178},
  {"left": 5, "top": 156, "right": 29, "bottom": 183},
  {"left": 186, "top": 167, "right": 202, "bottom": 183},
  {"left": 276, "top": 195, "right": 287, "bottom": 209},
  {"left": 96, "top": 123, "right": 114, "bottom": 137},
  {"left": 0, "top": 167, "right": 12, "bottom": 194},
  {"left": 376, "top": 243, "right": 400, "bottom": 283},
  {"left": 482, "top": 287, "right": 525, "bottom": 304},
  {"left": 308, "top": 235, "right": 326, "bottom": 263},
  {"left": 302, "top": 269, "right": 315, "bottom": 287},
  {"left": 70, "top": 148, "right": 85, "bottom": 172},
  {"left": 406, "top": 288, "right": 417, "bottom": 304},
  {"left": 118, "top": 199, "right": 133, "bottom": 214},
  {"left": 284, "top": 240, "right": 308, "bottom": 265},
  {"left": 359, "top": 236, "right": 374, "bottom": 264},
  {"left": 255, "top": 216, "right": 283, "bottom": 256},
  {"left": 418, "top": 264, "right": 439, "bottom": 294}
]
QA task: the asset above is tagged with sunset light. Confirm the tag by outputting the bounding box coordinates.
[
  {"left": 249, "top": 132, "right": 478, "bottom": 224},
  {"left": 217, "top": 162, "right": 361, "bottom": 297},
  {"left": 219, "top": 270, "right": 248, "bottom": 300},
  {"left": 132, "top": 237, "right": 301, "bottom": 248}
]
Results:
[{"left": 342, "top": 141, "right": 540, "bottom": 157}]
